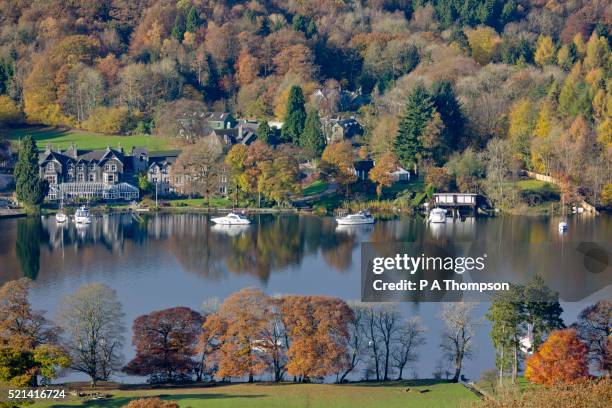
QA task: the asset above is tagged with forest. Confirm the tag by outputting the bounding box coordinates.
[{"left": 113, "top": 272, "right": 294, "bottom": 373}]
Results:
[{"left": 0, "top": 0, "right": 610, "bottom": 209}]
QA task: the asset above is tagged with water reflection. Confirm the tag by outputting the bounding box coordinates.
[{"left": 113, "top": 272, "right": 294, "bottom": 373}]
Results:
[{"left": 1, "top": 213, "right": 610, "bottom": 295}]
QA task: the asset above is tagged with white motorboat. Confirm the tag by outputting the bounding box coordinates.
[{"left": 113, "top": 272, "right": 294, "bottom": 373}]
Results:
[
  {"left": 211, "top": 212, "right": 251, "bottom": 225},
  {"left": 74, "top": 206, "right": 92, "bottom": 224},
  {"left": 55, "top": 211, "right": 67, "bottom": 223},
  {"left": 558, "top": 220, "right": 568, "bottom": 233},
  {"left": 428, "top": 208, "right": 447, "bottom": 223},
  {"left": 336, "top": 211, "right": 375, "bottom": 225}
]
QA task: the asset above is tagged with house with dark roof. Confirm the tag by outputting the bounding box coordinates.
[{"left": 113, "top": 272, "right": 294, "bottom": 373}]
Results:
[
  {"left": 38, "top": 144, "right": 140, "bottom": 200},
  {"left": 206, "top": 112, "right": 236, "bottom": 130},
  {"left": 147, "top": 151, "right": 180, "bottom": 196},
  {"left": 322, "top": 117, "right": 364, "bottom": 144},
  {"left": 207, "top": 124, "right": 257, "bottom": 150}
]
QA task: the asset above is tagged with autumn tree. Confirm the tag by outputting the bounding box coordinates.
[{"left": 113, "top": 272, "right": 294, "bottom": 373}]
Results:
[
  {"left": 0, "top": 278, "right": 69, "bottom": 386},
  {"left": 394, "top": 84, "right": 434, "bottom": 172},
  {"left": 321, "top": 141, "right": 357, "bottom": 197},
  {"left": 124, "top": 307, "right": 203, "bottom": 383},
  {"left": 525, "top": 329, "right": 589, "bottom": 385},
  {"left": 202, "top": 288, "right": 269, "bottom": 382},
  {"left": 283, "top": 295, "right": 353, "bottom": 381},
  {"left": 534, "top": 35, "right": 556, "bottom": 67},
  {"left": 14, "top": 136, "right": 48, "bottom": 213},
  {"left": 440, "top": 302, "right": 479, "bottom": 383},
  {"left": 171, "top": 137, "right": 224, "bottom": 205},
  {"left": 369, "top": 152, "right": 397, "bottom": 198},
  {"left": 280, "top": 85, "right": 306, "bottom": 143},
  {"left": 572, "top": 300, "right": 611, "bottom": 375},
  {"left": 258, "top": 147, "right": 300, "bottom": 206},
  {"left": 57, "top": 283, "right": 125, "bottom": 387}
]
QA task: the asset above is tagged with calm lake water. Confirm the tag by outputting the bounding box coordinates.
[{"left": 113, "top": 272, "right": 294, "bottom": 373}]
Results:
[{"left": 0, "top": 212, "right": 610, "bottom": 382}]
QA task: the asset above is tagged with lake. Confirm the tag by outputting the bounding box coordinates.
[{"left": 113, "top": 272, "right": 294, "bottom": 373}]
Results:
[{"left": 0, "top": 212, "right": 610, "bottom": 382}]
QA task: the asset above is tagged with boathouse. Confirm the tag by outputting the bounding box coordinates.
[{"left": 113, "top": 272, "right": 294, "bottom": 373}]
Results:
[{"left": 433, "top": 193, "right": 482, "bottom": 216}]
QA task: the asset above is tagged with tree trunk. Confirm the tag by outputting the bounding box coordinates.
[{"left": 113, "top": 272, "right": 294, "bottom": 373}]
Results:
[
  {"left": 452, "top": 350, "right": 463, "bottom": 382},
  {"left": 397, "top": 367, "right": 404, "bottom": 381},
  {"left": 512, "top": 343, "right": 518, "bottom": 384}
]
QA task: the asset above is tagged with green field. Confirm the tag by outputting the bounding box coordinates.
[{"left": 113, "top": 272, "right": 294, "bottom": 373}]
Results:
[
  {"left": 32, "top": 380, "right": 478, "bottom": 408},
  {"left": 302, "top": 180, "right": 329, "bottom": 196},
  {"left": 5, "top": 126, "right": 172, "bottom": 152}
]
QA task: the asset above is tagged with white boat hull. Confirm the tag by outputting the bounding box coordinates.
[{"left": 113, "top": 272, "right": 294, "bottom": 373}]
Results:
[
  {"left": 55, "top": 213, "right": 67, "bottom": 223},
  {"left": 75, "top": 217, "right": 92, "bottom": 224},
  {"left": 211, "top": 218, "right": 250, "bottom": 225},
  {"left": 428, "top": 208, "right": 447, "bottom": 223},
  {"left": 336, "top": 218, "right": 375, "bottom": 225}
]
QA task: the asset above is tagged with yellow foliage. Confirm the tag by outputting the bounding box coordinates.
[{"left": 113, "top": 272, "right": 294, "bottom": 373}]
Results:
[
  {"left": 584, "top": 68, "right": 604, "bottom": 89},
  {"left": 81, "top": 107, "right": 131, "bottom": 134},
  {"left": 0, "top": 96, "right": 22, "bottom": 124},
  {"left": 533, "top": 101, "right": 554, "bottom": 139},
  {"left": 584, "top": 33, "right": 610, "bottom": 70},
  {"left": 508, "top": 99, "right": 533, "bottom": 139},
  {"left": 601, "top": 183, "right": 612, "bottom": 207},
  {"left": 534, "top": 35, "right": 556, "bottom": 67},
  {"left": 596, "top": 118, "right": 611, "bottom": 147},
  {"left": 572, "top": 33, "right": 586, "bottom": 57},
  {"left": 466, "top": 26, "right": 501, "bottom": 65}
]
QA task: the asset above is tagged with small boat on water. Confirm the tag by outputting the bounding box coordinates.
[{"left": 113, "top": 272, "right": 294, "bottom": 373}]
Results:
[
  {"left": 336, "top": 210, "right": 375, "bottom": 225},
  {"left": 74, "top": 206, "right": 92, "bottom": 224},
  {"left": 211, "top": 212, "right": 251, "bottom": 225},
  {"left": 55, "top": 193, "right": 67, "bottom": 223},
  {"left": 428, "top": 208, "right": 447, "bottom": 223},
  {"left": 558, "top": 220, "right": 568, "bottom": 233},
  {"left": 55, "top": 211, "right": 67, "bottom": 223}
]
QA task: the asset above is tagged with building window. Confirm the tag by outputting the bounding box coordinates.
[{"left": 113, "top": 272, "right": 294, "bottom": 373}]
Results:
[
  {"left": 88, "top": 174, "right": 95, "bottom": 181},
  {"left": 111, "top": 164, "right": 117, "bottom": 171},
  {"left": 106, "top": 174, "right": 114, "bottom": 183},
  {"left": 77, "top": 173, "right": 84, "bottom": 182},
  {"left": 46, "top": 163, "right": 53, "bottom": 172}
]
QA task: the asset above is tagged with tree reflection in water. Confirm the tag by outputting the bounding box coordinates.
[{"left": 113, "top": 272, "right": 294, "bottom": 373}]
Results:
[{"left": 15, "top": 217, "right": 48, "bottom": 280}]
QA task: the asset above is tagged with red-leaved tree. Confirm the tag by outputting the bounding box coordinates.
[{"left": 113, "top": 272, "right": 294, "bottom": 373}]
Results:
[
  {"left": 525, "top": 329, "right": 589, "bottom": 386},
  {"left": 124, "top": 307, "right": 203, "bottom": 383}
]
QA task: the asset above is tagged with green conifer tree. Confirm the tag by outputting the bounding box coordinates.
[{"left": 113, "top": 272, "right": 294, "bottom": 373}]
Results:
[
  {"left": 14, "top": 136, "right": 48, "bottom": 213},
  {"left": 171, "top": 14, "right": 185, "bottom": 41},
  {"left": 432, "top": 80, "right": 465, "bottom": 150},
  {"left": 185, "top": 6, "right": 199, "bottom": 33},
  {"left": 280, "top": 85, "right": 306, "bottom": 143},
  {"left": 393, "top": 84, "right": 434, "bottom": 171},
  {"left": 256, "top": 121, "right": 274, "bottom": 145},
  {"left": 300, "top": 109, "right": 326, "bottom": 158}
]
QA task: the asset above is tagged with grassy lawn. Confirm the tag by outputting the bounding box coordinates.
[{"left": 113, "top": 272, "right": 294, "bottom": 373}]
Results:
[
  {"left": 515, "top": 179, "right": 557, "bottom": 191},
  {"left": 164, "top": 197, "right": 235, "bottom": 208},
  {"left": 5, "top": 126, "right": 172, "bottom": 152},
  {"left": 32, "top": 380, "right": 477, "bottom": 408},
  {"left": 302, "top": 180, "right": 328, "bottom": 196}
]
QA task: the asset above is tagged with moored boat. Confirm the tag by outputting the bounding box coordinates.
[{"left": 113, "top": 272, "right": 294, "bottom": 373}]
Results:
[
  {"left": 74, "top": 206, "right": 92, "bottom": 224},
  {"left": 428, "top": 208, "right": 447, "bottom": 223},
  {"left": 211, "top": 212, "right": 251, "bottom": 225},
  {"left": 55, "top": 211, "right": 67, "bottom": 223},
  {"left": 336, "top": 210, "right": 375, "bottom": 225}
]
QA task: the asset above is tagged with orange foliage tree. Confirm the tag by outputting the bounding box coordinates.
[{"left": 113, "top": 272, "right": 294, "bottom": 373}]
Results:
[
  {"left": 525, "top": 329, "right": 589, "bottom": 385},
  {"left": 202, "top": 288, "right": 269, "bottom": 382},
  {"left": 282, "top": 295, "right": 353, "bottom": 381}
]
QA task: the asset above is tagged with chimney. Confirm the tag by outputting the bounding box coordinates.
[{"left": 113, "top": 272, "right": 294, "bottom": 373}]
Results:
[
  {"left": 69, "top": 143, "right": 77, "bottom": 158},
  {"left": 45, "top": 144, "right": 52, "bottom": 154},
  {"left": 238, "top": 124, "right": 243, "bottom": 140}
]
